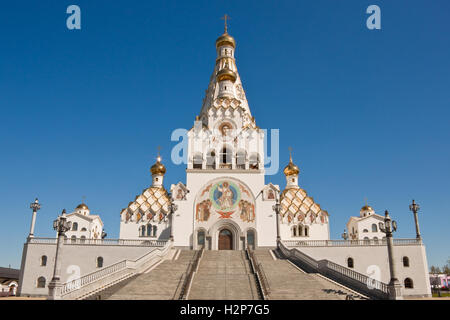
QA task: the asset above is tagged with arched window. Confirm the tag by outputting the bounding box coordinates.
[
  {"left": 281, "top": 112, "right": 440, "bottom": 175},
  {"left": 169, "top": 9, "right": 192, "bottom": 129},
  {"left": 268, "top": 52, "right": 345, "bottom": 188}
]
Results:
[
  {"left": 81, "top": 227, "right": 87, "bottom": 231},
  {"left": 71, "top": 235, "right": 76, "bottom": 243},
  {"left": 220, "top": 147, "right": 232, "bottom": 164},
  {"left": 152, "top": 225, "right": 157, "bottom": 237},
  {"left": 363, "top": 229, "right": 368, "bottom": 233},
  {"left": 97, "top": 257, "right": 103, "bottom": 268},
  {"left": 298, "top": 225, "right": 303, "bottom": 237},
  {"left": 347, "top": 257, "right": 354, "bottom": 268},
  {"left": 372, "top": 224, "right": 378, "bottom": 232},
  {"left": 292, "top": 226, "right": 297, "bottom": 237},
  {"left": 304, "top": 226, "right": 309, "bottom": 237},
  {"left": 41, "top": 255, "right": 47, "bottom": 266},
  {"left": 404, "top": 278, "right": 414, "bottom": 288},
  {"left": 198, "top": 231, "right": 205, "bottom": 246},
  {"left": 249, "top": 153, "right": 259, "bottom": 170},
  {"left": 193, "top": 153, "right": 203, "bottom": 169},
  {"left": 236, "top": 150, "right": 246, "bottom": 168},
  {"left": 247, "top": 230, "right": 255, "bottom": 248},
  {"left": 140, "top": 225, "right": 146, "bottom": 237},
  {"left": 373, "top": 237, "right": 379, "bottom": 244},
  {"left": 80, "top": 236, "right": 86, "bottom": 243},
  {"left": 403, "top": 256, "right": 410, "bottom": 267},
  {"left": 72, "top": 222, "right": 78, "bottom": 231},
  {"left": 206, "top": 150, "right": 216, "bottom": 168},
  {"left": 37, "top": 277, "right": 46, "bottom": 288},
  {"left": 146, "top": 224, "right": 152, "bottom": 237}
]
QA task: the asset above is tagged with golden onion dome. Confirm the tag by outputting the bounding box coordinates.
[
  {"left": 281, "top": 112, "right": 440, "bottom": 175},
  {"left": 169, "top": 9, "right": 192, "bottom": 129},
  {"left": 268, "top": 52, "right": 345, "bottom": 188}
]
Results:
[
  {"left": 360, "top": 205, "right": 374, "bottom": 212},
  {"left": 150, "top": 156, "right": 166, "bottom": 175},
  {"left": 283, "top": 158, "right": 300, "bottom": 176},
  {"left": 76, "top": 203, "right": 89, "bottom": 210},
  {"left": 216, "top": 32, "right": 236, "bottom": 48},
  {"left": 217, "top": 68, "right": 237, "bottom": 82}
]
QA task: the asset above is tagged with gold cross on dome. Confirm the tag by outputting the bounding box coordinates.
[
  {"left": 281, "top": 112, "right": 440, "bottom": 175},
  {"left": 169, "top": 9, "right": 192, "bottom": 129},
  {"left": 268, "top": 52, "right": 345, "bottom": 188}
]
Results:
[
  {"left": 82, "top": 195, "right": 86, "bottom": 203},
  {"left": 364, "top": 197, "right": 368, "bottom": 206},
  {"left": 221, "top": 14, "right": 231, "bottom": 33},
  {"left": 288, "top": 146, "right": 293, "bottom": 162}
]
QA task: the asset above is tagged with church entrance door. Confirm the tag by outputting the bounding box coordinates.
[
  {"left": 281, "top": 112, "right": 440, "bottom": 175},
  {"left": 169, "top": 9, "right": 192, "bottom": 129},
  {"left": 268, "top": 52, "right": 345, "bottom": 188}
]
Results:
[{"left": 218, "top": 229, "right": 232, "bottom": 250}]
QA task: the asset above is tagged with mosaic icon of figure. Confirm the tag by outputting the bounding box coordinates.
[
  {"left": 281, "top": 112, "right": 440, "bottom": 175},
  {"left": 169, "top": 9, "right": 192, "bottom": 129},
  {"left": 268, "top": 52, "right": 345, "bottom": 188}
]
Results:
[{"left": 217, "top": 182, "right": 234, "bottom": 210}]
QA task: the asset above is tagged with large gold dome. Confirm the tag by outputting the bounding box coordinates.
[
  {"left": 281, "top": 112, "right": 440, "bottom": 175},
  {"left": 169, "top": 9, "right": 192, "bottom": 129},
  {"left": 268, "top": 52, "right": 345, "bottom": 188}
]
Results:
[
  {"left": 150, "top": 157, "right": 166, "bottom": 175},
  {"left": 216, "top": 32, "right": 236, "bottom": 48},
  {"left": 216, "top": 68, "right": 237, "bottom": 82}
]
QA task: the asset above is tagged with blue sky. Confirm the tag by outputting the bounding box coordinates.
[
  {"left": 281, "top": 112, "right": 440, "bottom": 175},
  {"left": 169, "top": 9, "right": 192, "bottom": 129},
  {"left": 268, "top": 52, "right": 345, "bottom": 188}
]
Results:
[{"left": 0, "top": 0, "right": 449, "bottom": 269}]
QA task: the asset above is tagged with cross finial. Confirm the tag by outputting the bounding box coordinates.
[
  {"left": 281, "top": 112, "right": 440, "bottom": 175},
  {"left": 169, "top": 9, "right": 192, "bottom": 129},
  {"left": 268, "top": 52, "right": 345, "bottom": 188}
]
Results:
[
  {"left": 364, "top": 197, "right": 368, "bottom": 206},
  {"left": 288, "top": 146, "right": 293, "bottom": 162},
  {"left": 156, "top": 146, "right": 162, "bottom": 162},
  {"left": 221, "top": 14, "right": 230, "bottom": 33},
  {"left": 82, "top": 195, "right": 86, "bottom": 204}
]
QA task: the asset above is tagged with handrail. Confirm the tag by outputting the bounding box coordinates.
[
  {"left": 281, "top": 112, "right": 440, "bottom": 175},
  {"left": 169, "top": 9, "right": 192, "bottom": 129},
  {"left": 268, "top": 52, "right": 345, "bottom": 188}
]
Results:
[
  {"left": 179, "top": 248, "right": 204, "bottom": 300},
  {"left": 278, "top": 241, "right": 390, "bottom": 300},
  {"left": 60, "top": 241, "right": 172, "bottom": 299},
  {"left": 28, "top": 237, "right": 168, "bottom": 247},
  {"left": 282, "top": 238, "right": 422, "bottom": 247},
  {"left": 247, "top": 249, "right": 271, "bottom": 299}
]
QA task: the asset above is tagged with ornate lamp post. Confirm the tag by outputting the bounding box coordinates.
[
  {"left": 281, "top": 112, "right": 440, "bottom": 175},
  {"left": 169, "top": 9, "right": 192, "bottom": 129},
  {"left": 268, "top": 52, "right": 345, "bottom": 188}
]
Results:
[
  {"left": 272, "top": 194, "right": 281, "bottom": 242},
  {"left": 28, "top": 198, "right": 41, "bottom": 239},
  {"left": 409, "top": 199, "right": 421, "bottom": 240},
  {"left": 341, "top": 229, "right": 348, "bottom": 241},
  {"left": 379, "top": 210, "right": 403, "bottom": 300},
  {"left": 48, "top": 209, "right": 72, "bottom": 300},
  {"left": 101, "top": 230, "right": 107, "bottom": 239}
]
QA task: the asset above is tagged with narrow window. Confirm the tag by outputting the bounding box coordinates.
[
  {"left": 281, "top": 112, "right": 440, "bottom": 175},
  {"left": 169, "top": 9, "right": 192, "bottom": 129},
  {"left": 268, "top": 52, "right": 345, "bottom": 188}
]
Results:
[
  {"left": 198, "top": 231, "right": 205, "bottom": 246},
  {"left": 147, "top": 225, "right": 152, "bottom": 237},
  {"left": 372, "top": 224, "right": 377, "bottom": 232},
  {"left": 71, "top": 235, "right": 76, "bottom": 243},
  {"left": 41, "top": 255, "right": 47, "bottom": 266},
  {"left": 37, "top": 277, "right": 46, "bottom": 288},
  {"left": 347, "top": 257, "right": 354, "bottom": 268},
  {"left": 97, "top": 257, "right": 103, "bottom": 268},
  {"left": 72, "top": 222, "right": 78, "bottom": 231},
  {"left": 403, "top": 256, "right": 410, "bottom": 267},
  {"left": 404, "top": 278, "right": 414, "bottom": 288},
  {"left": 153, "top": 225, "right": 157, "bottom": 237}
]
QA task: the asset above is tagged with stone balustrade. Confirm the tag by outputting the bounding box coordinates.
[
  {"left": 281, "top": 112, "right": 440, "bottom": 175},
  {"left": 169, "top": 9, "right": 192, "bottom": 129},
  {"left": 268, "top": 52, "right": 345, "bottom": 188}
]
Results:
[
  {"left": 28, "top": 237, "right": 168, "bottom": 247},
  {"left": 283, "top": 238, "right": 422, "bottom": 248},
  {"left": 59, "top": 241, "right": 172, "bottom": 300}
]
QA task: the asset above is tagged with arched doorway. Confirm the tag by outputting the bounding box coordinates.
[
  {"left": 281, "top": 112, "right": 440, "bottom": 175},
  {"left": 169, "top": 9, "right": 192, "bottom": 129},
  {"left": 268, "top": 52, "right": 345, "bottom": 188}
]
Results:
[{"left": 218, "top": 229, "right": 233, "bottom": 250}]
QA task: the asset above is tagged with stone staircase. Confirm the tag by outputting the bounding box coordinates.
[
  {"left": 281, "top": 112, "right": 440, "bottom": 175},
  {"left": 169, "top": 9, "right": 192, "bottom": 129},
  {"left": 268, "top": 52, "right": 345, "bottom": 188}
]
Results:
[
  {"left": 254, "top": 250, "right": 367, "bottom": 300},
  {"left": 97, "top": 250, "right": 197, "bottom": 300},
  {"left": 188, "top": 250, "right": 260, "bottom": 300}
]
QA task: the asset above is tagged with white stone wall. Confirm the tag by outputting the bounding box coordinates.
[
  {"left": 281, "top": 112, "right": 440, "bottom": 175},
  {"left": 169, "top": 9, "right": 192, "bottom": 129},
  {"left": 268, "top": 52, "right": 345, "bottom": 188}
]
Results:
[
  {"left": 18, "top": 242, "right": 157, "bottom": 297},
  {"left": 298, "top": 244, "right": 431, "bottom": 297}
]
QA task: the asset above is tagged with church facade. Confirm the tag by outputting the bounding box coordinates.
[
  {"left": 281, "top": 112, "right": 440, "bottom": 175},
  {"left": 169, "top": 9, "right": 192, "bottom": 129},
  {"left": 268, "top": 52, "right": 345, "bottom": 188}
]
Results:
[{"left": 17, "top": 28, "right": 431, "bottom": 299}]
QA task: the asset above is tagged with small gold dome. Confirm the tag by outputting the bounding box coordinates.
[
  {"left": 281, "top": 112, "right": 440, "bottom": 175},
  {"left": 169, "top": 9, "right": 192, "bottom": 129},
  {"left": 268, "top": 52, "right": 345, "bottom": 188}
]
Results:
[
  {"left": 216, "top": 32, "right": 236, "bottom": 48},
  {"left": 360, "top": 205, "right": 374, "bottom": 212},
  {"left": 76, "top": 203, "right": 89, "bottom": 210},
  {"left": 217, "top": 68, "right": 237, "bottom": 82},
  {"left": 283, "top": 160, "right": 300, "bottom": 176},
  {"left": 150, "top": 157, "right": 166, "bottom": 175}
]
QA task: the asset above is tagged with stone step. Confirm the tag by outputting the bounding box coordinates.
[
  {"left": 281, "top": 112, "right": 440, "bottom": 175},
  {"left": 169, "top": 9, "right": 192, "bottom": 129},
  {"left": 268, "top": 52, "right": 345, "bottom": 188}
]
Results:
[
  {"left": 255, "top": 249, "right": 366, "bottom": 300},
  {"left": 188, "top": 250, "right": 260, "bottom": 300},
  {"left": 105, "top": 250, "right": 197, "bottom": 300}
]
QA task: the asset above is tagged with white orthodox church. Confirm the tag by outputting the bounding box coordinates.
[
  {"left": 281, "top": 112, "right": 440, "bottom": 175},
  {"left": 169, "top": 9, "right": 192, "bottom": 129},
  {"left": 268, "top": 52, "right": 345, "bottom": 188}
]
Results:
[{"left": 17, "top": 26, "right": 432, "bottom": 299}]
